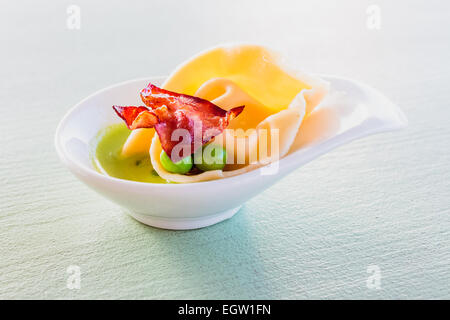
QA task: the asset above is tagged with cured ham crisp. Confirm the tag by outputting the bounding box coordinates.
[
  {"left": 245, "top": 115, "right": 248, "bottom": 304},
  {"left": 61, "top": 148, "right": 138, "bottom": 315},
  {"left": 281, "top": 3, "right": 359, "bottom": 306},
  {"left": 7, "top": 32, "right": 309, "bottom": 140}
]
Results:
[
  {"left": 112, "top": 106, "right": 158, "bottom": 129},
  {"left": 113, "top": 84, "right": 244, "bottom": 160}
]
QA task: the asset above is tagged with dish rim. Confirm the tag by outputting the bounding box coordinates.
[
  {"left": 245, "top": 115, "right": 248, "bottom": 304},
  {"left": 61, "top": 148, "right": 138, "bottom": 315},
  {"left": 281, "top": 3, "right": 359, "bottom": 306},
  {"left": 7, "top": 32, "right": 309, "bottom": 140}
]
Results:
[{"left": 55, "top": 74, "right": 407, "bottom": 190}]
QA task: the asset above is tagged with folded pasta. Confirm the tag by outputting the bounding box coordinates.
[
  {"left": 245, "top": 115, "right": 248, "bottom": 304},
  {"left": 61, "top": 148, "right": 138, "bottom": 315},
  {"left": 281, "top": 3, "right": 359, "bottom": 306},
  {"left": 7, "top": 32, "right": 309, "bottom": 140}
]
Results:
[{"left": 120, "top": 44, "right": 329, "bottom": 183}]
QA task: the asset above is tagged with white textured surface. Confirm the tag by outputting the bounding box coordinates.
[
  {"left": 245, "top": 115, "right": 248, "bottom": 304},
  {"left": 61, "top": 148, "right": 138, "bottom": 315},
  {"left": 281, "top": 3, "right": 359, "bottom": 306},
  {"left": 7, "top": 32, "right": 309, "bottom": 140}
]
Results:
[{"left": 0, "top": 0, "right": 449, "bottom": 299}]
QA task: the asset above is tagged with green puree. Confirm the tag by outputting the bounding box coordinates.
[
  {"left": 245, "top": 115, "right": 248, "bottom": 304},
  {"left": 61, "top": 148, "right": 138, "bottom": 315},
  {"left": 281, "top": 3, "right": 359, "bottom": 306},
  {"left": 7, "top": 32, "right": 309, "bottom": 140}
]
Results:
[{"left": 92, "top": 124, "right": 168, "bottom": 183}]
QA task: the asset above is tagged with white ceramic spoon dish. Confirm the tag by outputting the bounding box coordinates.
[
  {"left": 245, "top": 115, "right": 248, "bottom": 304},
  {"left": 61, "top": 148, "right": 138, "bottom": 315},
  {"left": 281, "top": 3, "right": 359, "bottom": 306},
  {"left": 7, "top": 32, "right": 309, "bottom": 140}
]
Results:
[{"left": 55, "top": 76, "right": 407, "bottom": 230}]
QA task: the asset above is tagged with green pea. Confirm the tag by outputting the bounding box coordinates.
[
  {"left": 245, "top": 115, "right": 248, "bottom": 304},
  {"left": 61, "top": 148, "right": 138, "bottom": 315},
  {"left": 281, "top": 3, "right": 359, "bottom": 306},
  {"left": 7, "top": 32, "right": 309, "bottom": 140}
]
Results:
[
  {"left": 160, "top": 151, "right": 193, "bottom": 174},
  {"left": 196, "top": 144, "right": 227, "bottom": 171}
]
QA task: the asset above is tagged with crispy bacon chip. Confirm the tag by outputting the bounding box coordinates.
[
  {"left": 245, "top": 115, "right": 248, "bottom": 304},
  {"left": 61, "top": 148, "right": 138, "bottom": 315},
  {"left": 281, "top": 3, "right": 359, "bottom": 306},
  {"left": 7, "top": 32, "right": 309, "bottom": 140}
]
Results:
[
  {"left": 112, "top": 106, "right": 158, "bottom": 129},
  {"left": 113, "top": 84, "right": 244, "bottom": 161}
]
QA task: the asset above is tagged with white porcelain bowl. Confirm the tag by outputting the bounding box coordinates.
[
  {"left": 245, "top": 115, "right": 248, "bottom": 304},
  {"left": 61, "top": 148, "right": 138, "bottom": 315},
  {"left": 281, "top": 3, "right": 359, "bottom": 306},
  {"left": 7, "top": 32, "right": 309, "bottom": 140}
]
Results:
[{"left": 55, "top": 76, "right": 407, "bottom": 230}]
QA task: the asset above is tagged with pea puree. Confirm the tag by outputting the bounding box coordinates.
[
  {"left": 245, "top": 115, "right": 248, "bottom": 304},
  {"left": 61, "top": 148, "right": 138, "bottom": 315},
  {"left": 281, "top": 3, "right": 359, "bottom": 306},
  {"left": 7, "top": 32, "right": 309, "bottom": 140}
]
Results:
[{"left": 92, "top": 124, "right": 168, "bottom": 183}]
